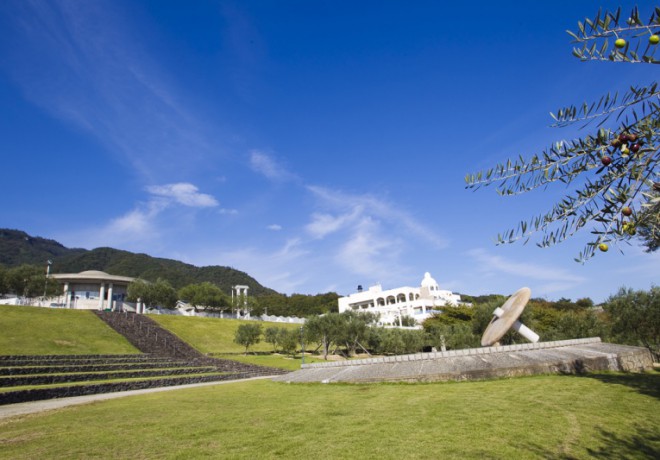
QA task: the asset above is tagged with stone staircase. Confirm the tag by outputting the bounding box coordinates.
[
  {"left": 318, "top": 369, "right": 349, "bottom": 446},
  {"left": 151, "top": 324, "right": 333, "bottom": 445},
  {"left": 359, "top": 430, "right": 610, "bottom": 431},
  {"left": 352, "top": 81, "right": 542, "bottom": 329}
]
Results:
[
  {"left": 94, "top": 311, "right": 202, "bottom": 359},
  {"left": 93, "top": 311, "right": 289, "bottom": 376}
]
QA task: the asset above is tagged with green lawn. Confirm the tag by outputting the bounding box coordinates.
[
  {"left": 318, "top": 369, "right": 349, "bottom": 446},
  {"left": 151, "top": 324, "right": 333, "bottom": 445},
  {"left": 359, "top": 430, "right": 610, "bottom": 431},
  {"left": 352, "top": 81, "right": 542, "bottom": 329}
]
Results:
[
  {"left": 0, "top": 305, "right": 137, "bottom": 355},
  {"left": 1, "top": 373, "right": 658, "bottom": 459},
  {"left": 150, "top": 314, "right": 304, "bottom": 354}
]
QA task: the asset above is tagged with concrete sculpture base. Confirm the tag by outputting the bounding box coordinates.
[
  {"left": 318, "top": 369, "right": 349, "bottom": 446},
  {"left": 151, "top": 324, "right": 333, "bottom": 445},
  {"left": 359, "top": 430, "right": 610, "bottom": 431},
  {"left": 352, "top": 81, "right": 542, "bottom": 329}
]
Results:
[{"left": 272, "top": 338, "right": 654, "bottom": 384}]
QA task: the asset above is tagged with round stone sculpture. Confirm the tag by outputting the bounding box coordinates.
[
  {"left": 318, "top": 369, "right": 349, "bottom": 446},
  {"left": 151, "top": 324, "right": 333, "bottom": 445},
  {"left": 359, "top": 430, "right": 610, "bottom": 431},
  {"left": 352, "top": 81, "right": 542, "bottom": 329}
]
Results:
[{"left": 481, "top": 287, "right": 540, "bottom": 347}]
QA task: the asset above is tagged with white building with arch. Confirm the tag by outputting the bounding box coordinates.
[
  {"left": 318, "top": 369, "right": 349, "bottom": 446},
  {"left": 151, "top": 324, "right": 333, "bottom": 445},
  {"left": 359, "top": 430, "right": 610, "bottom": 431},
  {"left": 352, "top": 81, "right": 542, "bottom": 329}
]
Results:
[{"left": 338, "top": 272, "right": 462, "bottom": 325}]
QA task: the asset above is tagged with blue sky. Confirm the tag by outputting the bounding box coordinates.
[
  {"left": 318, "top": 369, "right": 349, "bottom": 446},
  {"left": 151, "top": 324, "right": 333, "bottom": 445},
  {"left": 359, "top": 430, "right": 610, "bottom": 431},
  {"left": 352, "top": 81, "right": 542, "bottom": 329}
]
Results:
[{"left": 0, "top": 0, "right": 657, "bottom": 302}]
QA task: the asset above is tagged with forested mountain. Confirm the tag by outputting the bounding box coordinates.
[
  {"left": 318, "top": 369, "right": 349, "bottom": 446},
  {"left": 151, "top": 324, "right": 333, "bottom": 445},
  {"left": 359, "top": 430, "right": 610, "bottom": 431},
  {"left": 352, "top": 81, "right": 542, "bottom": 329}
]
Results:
[
  {"left": 0, "top": 229, "right": 86, "bottom": 266},
  {"left": 0, "top": 229, "right": 276, "bottom": 296}
]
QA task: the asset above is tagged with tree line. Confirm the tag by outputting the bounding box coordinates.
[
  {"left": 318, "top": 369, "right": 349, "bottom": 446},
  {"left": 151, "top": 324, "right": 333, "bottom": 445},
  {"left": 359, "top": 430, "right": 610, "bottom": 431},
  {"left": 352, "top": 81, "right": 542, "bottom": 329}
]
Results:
[
  {"left": 233, "top": 288, "right": 658, "bottom": 360},
  {"left": 126, "top": 278, "right": 338, "bottom": 317},
  {"left": 0, "top": 264, "right": 339, "bottom": 317}
]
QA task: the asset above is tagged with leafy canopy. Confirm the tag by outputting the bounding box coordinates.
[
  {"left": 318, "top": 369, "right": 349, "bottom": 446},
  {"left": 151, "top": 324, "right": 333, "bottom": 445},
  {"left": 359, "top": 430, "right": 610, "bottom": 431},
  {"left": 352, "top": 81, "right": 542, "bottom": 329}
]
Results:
[{"left": 465, "top": 6, "right": 660, "bottom": 262}]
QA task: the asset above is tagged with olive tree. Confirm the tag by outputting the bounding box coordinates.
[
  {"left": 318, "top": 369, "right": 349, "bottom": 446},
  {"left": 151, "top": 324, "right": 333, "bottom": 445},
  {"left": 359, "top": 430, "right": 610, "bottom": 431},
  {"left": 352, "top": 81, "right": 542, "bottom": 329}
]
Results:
[
  {"left": 278, "top": 328, "right": 300, "bottom": 358},
  {"left": 234, "top": 323, "right": 263, "bottom": 355},
  {"left": 466, "top": 6, "right": 660, "bottom": 262},
  {"left": 305, "top": 313, "right": 344, "bottom": 360},
  {"left": 5, "top": 265, "right": 58, "bottom": 298},
  {"left": 336, "top": 311, "right": 379, "bottom": 357},
  {"left": 603, "top": 286, "right": 659, "bottom": 358},
  {"left": 127, "top": 278, "right": 177, "bottom": 309},
  {"left": 178, "top": 282, "right": 231, "bottom": 313},
  {"left": 264, "top": 326, "right": 282, "bottom": 352}
]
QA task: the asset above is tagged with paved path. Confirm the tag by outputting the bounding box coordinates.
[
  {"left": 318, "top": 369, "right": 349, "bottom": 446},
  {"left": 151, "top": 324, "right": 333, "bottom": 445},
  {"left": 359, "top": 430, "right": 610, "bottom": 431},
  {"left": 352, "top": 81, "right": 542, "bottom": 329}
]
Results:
[{"left": 0, "top": 375, "right": 278, "bottom": 421}]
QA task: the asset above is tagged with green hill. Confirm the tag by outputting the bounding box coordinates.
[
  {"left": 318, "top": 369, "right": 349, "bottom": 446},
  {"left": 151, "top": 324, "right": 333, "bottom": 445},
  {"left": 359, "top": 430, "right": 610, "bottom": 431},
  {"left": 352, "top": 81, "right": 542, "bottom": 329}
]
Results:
[
  {"left": 0, "top": 228, "right": 276, "bottom": 295},
  {"left": 0, "top": 305, "right": 138, "bottom": 355}
]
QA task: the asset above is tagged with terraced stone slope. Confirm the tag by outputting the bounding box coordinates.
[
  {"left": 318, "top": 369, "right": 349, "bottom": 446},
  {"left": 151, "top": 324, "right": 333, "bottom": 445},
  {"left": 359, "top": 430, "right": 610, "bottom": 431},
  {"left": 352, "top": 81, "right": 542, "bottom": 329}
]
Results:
[{"left": 0, "top": 312, "right": 288, "bottom": 405}]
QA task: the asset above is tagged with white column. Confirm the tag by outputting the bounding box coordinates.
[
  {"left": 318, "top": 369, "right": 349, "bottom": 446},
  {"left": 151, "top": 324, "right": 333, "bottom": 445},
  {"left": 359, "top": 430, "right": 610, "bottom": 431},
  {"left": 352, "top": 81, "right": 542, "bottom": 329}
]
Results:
[
  {"left": 98, "top": 283, "right": 106, "bottom": 310},
  {"left": 108, "top": 283, "right": 114, "bottom": 311},
  {"left": 64, "top": 282, "right": 71, "bottom": 308},
  {"left": 492, "top": 307, "right": 540, "bottom": 343}
]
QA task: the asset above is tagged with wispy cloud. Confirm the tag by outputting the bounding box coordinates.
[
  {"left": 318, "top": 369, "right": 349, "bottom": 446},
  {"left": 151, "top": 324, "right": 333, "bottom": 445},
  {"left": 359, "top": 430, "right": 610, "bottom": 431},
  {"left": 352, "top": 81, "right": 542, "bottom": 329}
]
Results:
[
  {"left": 207, "top": 239, "right": 312, "bottom": 294},
  {"left": 267, "top": 224, "right": 283, "bottom": 231},
  {"left": 467, "top": 248, "right": 586, "bottom": 295},
  {"left": 65, "top": 199, "right": 167, "bottom": 251},
  {"left": 306, "top": 211, "right": 359, "bottom": 239},
  {"left": 219, "top": 208, "right": 239, "bottom": 215},
  {"left": 249, "top": 150, "right": 297, "bottom": 182},
  {"left": 146, "top": 183, "right": 219, "bottom": 208},
  {"left": 306, "top": 185, "right": 448, "bottom": 248},
  {"left": 302, "top": 185, "right": 448, "bottom": 283},
  {"left": 61, "top": 182, "right": 218, "bottom": 251},
  {"left": 3, "top": 0, "right": 213, "bottom": 180}
]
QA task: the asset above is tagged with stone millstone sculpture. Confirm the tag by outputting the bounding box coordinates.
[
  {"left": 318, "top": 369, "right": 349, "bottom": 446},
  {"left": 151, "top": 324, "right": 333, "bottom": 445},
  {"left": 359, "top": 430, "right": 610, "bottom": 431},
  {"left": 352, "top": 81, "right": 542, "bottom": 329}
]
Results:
[{"left": 481, "top": 287, "right": 540, "bottom": 347}]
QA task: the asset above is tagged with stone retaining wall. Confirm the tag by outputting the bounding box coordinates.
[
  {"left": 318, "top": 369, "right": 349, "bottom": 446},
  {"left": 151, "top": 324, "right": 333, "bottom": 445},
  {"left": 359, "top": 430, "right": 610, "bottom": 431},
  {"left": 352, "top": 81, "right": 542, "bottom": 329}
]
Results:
[
  {"left": 275, "top": 339, "right": 654, "bottom": 384},
  {"left": 0, "top": 373, "right": 252, "bottom": 405},
  {"left": 301, "top": 338, "right": 604, "bottom": 369}
]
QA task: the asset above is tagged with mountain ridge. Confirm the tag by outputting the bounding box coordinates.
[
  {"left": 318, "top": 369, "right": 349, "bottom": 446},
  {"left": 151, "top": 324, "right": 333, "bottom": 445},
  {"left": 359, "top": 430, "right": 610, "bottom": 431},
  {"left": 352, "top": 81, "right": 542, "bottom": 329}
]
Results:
[{"left": 0, "top": 228, "right": 276, "bottom": 296}]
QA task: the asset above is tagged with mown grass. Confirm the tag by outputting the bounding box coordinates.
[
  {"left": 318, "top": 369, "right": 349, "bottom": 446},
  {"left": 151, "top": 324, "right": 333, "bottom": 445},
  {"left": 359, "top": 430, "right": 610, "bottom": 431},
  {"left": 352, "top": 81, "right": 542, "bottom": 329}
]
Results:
[
  {"left": 0, "top": 305, "right": 137, "bottom": 355},
  {"left": 150, "top": 314, "right": 304, "bottom": 354},
  {"left": 1, "top": 373, "right": 658, "bottom": 459}
]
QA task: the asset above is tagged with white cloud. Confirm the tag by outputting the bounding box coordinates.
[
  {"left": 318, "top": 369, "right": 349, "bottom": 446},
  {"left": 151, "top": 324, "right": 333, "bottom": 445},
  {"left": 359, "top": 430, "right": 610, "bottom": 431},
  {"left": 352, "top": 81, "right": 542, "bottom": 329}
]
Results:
[
  {"left": 249, "top": 150, "right": 297, "bottom": 182},
  {"left": 61, "top": 183, "right": 217, "bottom": 252},
  {"left": 306, "top": 211, "right": 358, "bottom": 239},
  {"left": 267, "top": 224, "right": 282, "bottom": 231},
  {"left": 306, "top": 185, "right": 448, "bottom": 249},
  {"left": 107, "top": 209, "right": 154, "bottom": 235},
  {"left": 205, "top": 239, "right": 312, "bottom": 294},
  {"left": 466, "top": 248, "right": 586, "bottom": 295},
  {"left": 146, "top": 183, "right": 218, "bottom": 207},
  {"left": 335, "top": 217, "right": 403, "bottom": 280},
  {"left": 63, "top": 199, "right": 167, "bottom": 251}
]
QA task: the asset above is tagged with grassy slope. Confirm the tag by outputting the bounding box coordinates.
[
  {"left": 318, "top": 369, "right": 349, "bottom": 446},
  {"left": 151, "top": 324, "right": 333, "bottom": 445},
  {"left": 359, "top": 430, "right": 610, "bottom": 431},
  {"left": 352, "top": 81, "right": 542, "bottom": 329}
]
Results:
[
  {"left": 0, "top": 306, "right": 311, "bottom": 367},
  {"left": 150, "top": 314, "right": 303, "bottom": 354},
  {"left": 0, "top": 305, "right": 137, "bottom": 355},
  {"left": 1, "top": 373, "right": 658, "bottom": 459}
]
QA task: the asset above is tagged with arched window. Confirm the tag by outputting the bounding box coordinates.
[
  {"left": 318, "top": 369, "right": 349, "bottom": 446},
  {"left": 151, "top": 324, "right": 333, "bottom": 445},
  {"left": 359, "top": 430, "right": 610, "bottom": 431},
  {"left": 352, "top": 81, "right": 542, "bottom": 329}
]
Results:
[{"left": 397, "top": 293, "right": 406, "bottom": 303}]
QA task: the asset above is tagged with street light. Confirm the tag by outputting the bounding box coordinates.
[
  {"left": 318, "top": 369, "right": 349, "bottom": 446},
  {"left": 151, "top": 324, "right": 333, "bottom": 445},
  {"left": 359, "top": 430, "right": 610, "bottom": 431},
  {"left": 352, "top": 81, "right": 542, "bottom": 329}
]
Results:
[{"left": 43, "top": 260, "right": 52, "bottom": 298}]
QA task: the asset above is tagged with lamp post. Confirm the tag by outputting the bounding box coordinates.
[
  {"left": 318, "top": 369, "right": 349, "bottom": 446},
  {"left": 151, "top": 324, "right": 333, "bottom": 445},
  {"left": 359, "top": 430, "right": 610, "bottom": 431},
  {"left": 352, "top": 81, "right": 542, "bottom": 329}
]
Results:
[{"left": 43, "top": 260, "right": 52, "bottom": 299}]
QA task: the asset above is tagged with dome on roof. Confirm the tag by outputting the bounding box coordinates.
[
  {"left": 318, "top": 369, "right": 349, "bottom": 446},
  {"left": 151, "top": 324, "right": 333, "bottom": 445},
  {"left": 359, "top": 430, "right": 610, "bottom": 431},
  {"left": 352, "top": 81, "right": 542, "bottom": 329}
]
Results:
[
  {"left": 79, "top": 270, "right": 110, "bottom": 277},
  {"left": 421, "top": 272, "right": 438, "bottom": 288}
]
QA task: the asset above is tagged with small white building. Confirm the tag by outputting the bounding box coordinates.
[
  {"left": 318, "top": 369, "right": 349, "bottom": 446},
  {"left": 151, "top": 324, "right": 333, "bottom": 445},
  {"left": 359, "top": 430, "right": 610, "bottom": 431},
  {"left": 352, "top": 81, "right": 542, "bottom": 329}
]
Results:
[
  {"left": 49, "top": 270, "right": 136, "bottom": 311},
  {"left": 338, "top": 272, "right": 462, "bottom": 326}
]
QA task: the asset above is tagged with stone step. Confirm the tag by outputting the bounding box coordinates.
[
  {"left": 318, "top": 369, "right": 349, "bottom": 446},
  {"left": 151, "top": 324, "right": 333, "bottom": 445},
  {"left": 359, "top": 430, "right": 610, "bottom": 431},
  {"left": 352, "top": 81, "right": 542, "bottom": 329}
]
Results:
[
  {"left": 0, "top": 373, "right": 254, "bottom": 405},
  {"left": 0, "top": 367, "right": 220, "bottom": 386}
]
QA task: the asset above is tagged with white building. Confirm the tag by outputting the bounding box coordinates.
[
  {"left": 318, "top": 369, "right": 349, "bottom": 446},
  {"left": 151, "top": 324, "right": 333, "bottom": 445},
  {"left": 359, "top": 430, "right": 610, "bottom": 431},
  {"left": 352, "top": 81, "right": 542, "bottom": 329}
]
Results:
[
  {"left": 49, "top": 270, "right": 136, "bottom": 311},
  {"left": 338, "top": 272, "right": 462, "bottom": 326}
]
